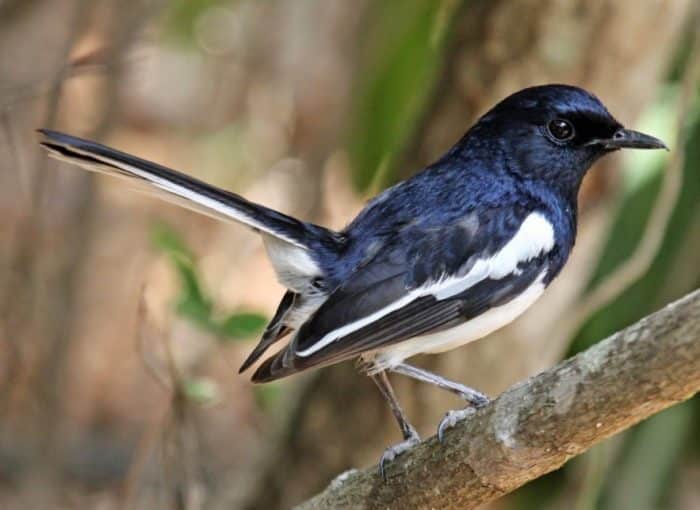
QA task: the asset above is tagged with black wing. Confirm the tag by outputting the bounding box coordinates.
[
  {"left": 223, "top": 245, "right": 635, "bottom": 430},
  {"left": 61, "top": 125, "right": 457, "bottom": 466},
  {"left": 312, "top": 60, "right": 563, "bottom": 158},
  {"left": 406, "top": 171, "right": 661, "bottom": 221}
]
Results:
[
  {"left": 238, "top": 291, "right": 296, "bottom": 373},
  {"left": 252, "top": 211, "right": 550, "bottom": 382}
]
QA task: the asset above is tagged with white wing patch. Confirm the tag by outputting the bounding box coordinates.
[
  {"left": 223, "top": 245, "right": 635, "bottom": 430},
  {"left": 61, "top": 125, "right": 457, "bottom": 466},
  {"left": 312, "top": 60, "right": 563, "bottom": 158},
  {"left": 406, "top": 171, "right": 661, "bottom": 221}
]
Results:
[
  {"left": 433, "top": 212, "right": 554, "bottom": 298},
  {"left": 296, "top": 212, "right": 554, "bottom": 358},
  {"left": 369, "top": 270, "right": 547, "bottom": 371},
  {"left": 296, "top": 292, "right": 419, "bottom": 357}
]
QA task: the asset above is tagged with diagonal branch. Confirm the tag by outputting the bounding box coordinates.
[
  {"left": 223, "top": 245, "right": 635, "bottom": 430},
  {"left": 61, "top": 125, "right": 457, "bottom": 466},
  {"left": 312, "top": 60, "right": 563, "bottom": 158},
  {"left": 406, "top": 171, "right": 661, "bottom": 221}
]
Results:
[{"left": 294, "top": 289, "right": 700, "bottom": 510}]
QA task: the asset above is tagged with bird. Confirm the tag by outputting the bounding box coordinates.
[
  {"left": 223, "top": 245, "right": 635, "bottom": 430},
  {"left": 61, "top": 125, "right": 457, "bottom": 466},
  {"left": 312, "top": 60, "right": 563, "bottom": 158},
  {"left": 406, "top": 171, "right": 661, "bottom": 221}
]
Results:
[{"left": 38, "top": 84, "right": 667, "bottom": 478}]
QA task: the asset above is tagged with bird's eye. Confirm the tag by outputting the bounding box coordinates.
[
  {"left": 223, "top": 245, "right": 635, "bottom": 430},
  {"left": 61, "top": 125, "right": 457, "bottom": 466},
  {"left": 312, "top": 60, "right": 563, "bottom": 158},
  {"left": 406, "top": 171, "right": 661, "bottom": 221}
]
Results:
[{"left": 547, "top": 119, "right": 575, "bottom": 141}]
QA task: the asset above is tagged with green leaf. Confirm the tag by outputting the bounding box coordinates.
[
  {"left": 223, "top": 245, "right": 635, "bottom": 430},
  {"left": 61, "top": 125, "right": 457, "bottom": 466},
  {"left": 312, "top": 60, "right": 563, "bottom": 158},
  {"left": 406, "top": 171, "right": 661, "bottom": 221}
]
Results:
[
  {"left": 173, "top": 260, "right": 211, "bottom": 320},
  {"left": 348, "top": 0, "right": 460, "bottom": 191},
  {"left": 160, "top": 0, "right": 229, "bottom": 47},
  {"left": 151, "top": 223, "right": 267, "bottom": 339},
  {"left": 218, "top": 312, "right": 267, "bottom": 340},
  {"left": 151, "top": 223, "right": 213, "bottom": 326},
  {"left": 183, "top": 377, "right": 220, "bottom": 405},
  {"left": 151, "top": 222, "right": 193, "bottom": 261},
  {"left": 254, "top": 383, "right": 281, "bottom": 411}
]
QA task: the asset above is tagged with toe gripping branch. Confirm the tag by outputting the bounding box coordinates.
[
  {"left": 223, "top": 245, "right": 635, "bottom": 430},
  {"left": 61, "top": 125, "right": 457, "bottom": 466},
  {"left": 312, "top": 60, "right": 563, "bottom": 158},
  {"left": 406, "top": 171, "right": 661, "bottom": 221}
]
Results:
[{"left": 371, "top": 366, "right": 491, "bottom": 480}]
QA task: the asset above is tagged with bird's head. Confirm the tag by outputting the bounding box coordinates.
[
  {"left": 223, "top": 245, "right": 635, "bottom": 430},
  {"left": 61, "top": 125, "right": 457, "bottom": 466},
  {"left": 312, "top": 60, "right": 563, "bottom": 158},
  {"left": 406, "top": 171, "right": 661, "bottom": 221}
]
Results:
[{"left": 469, "top": 84, "right": 667, "bottom": 198}]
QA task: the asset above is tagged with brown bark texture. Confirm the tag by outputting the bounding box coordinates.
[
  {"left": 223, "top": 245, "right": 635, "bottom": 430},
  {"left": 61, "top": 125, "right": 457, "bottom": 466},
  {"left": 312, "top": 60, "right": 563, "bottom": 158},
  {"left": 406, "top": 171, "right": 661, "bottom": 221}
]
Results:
[{"left": 294, "top": 288, "right": 700, "bottom": 510}]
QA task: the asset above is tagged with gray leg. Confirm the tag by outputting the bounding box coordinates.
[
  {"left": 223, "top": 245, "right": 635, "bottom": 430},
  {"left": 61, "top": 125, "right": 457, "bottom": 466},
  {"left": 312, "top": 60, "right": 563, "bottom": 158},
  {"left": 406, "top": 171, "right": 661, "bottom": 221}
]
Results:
[
  {"left": 370, "top": 371, "right": 420, "bottom": 480},
  {"left": 390, "top": 363, "right": 490, "bottom": 443},
  {"left": 390, "top": 363, "right": 489, "bottom": 407}
]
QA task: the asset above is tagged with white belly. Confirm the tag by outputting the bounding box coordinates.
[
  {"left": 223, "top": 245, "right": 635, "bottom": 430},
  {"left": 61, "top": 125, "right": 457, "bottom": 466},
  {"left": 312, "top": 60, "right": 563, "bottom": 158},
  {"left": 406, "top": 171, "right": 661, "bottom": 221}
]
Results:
[{"left": 367, "top": 276, "right": 545, "bottom": 372}]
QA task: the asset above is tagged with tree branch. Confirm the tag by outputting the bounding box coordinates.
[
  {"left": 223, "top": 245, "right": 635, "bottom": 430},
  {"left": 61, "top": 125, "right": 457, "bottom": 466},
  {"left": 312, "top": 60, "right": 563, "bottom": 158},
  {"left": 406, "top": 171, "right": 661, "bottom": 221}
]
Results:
[{"left": 294, "top": 289, "right": 700, "bottom": 510}]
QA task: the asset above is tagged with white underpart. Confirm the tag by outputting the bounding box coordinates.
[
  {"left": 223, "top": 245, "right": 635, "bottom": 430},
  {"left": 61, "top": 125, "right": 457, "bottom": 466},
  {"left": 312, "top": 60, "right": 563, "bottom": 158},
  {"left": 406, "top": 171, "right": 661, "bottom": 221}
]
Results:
[
  {"left": 296, "top": 212, "right": 555, "bottom": 358},
  {"left": 44, "top": 144, "right": 309, "bottom": 249},
  {"left": 368, "top": 271, "right": 546, "bottom": 372},
  {"left": 263, "top": 235, "right": 323, "bottom": 291}
]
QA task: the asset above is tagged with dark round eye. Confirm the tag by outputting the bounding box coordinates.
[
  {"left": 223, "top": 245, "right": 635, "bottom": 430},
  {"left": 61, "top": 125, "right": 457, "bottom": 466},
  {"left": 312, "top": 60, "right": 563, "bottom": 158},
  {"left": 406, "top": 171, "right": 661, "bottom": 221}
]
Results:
[{"left": 547, "top": 119, "right": 575, "bottom": 141}]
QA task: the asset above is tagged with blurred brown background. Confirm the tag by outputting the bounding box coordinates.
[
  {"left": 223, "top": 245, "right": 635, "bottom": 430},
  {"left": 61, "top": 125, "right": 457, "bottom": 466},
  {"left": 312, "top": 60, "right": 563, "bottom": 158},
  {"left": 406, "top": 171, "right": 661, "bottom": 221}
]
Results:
[{"left": 0, "top": 1, "right": 699, "bottom": 509}]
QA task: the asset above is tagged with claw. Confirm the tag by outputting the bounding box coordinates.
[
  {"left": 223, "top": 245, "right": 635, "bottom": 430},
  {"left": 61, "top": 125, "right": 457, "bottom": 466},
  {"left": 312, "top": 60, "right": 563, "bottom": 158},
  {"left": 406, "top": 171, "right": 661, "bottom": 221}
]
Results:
[
  {"left": 378, "top": 435, "right": 421, "bottom": 480},
  {"left": 437, "top": 392, "right": 490, "bottom": 442},
  {"left": 462, "top": 391, "right": 490, "bottom": 408},
  {"left": 437, "top": 408, "right": 477, "bottom": 443}
]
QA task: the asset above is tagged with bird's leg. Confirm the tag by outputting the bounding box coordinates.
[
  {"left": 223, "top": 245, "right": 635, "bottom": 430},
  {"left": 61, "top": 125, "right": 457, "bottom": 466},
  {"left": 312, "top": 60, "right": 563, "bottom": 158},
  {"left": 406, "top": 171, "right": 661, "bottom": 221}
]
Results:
[
  {"left": 391, "top": 363, "right": 489, "bottom": 406},
  {"left": 390, "top": 363, "right": 490, "bottom": 442},
  {"left": 370, "top": 371, "right": 420, "bottom": 480}
]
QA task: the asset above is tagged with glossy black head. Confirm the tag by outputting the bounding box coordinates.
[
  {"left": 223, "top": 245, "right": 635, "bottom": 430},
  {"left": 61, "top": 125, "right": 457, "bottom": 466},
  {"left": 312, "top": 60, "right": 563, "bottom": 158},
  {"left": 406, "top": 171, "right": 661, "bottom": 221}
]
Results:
[{"left": 469, "top": 84, "right": 667, "bottom": 197}]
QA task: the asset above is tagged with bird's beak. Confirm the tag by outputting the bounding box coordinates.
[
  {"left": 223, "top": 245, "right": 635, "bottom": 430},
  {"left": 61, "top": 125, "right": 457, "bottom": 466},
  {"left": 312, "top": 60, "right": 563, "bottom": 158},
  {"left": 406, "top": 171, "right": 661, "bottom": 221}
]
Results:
[{"left": 588, "top": 128, "right": 669, "bottom": 151}]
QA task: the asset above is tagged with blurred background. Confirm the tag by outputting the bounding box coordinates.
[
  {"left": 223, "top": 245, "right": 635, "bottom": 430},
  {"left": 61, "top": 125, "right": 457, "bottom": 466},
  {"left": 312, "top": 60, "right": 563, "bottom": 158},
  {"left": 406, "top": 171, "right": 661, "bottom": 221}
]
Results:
[{"left": 0, "top": 0, "right": 698, "bottom": 509}]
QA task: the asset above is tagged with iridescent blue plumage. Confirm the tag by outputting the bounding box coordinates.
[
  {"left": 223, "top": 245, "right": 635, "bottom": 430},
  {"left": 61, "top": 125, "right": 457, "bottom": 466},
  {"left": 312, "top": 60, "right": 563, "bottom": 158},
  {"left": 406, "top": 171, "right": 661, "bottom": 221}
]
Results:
[
  {"left": 38, "top": 84, "right": 667, "bottom": 474},
  {"left": 316, "top": 85, "right": 615, "bottom": 286},
  {"left": 248, "top": 86, "right": 626, "bottom": 379}
]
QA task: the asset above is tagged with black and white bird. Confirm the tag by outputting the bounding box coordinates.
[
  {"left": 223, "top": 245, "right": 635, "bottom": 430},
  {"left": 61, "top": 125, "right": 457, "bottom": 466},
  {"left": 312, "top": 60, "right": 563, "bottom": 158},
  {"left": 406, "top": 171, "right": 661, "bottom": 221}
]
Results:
[{"left": 38, "top": 84, "right": 667, "bottom": 477}]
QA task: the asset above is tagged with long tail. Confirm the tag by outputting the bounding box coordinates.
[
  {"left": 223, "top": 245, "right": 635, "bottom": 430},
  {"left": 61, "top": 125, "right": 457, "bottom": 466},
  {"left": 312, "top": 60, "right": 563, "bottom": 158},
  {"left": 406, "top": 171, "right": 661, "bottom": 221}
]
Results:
[
  {"left": 38, "top": 129, "right": 343, "bottom": 290},
  {"left": 39, "top": 130, "right": 337, "bottom": 248}
]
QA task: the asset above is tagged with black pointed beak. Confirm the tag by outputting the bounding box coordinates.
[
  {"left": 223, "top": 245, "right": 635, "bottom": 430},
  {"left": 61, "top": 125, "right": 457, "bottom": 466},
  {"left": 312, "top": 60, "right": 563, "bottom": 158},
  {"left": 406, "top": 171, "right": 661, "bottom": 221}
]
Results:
[{"left": 590, "top": 128, "right": 668, "bottom": 151}]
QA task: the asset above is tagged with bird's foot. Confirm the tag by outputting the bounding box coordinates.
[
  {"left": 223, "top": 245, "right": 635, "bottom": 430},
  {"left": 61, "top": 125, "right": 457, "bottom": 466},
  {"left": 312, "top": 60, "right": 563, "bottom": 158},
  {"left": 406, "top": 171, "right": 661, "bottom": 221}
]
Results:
[
  {"left": 437, "top": 408, "right": 475, "bottom": 442},
  {"left": 378, "top": 433, "right": 421, "bottom": 480},
  {"left": 437, "top": 395, "right": 490, "bottom": 443},
  {"left": 458, "top": 388, "right": 490, "bottom": 408}
]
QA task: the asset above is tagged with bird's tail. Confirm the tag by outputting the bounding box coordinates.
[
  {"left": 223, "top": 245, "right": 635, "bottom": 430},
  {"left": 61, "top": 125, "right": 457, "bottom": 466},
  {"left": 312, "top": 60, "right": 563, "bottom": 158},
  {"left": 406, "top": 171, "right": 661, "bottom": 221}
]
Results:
[{"left": 38, "top": 130, "right": 342, "bottom": 290}]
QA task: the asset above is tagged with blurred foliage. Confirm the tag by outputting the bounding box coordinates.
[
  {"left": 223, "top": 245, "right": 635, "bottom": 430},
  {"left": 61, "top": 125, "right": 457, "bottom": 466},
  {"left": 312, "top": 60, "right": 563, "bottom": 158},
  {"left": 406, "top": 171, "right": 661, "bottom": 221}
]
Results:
[
  {"left": 601, "top": 399, "right": 695, "bottom": 510},
  {"left": 160, "top": 0, "right": 231, "bottom": 46},
  {"left": 219, "top": 313, "right": 269, "bottom": 339},
  {"left": 183, "top": 376, "right": 221, "bottom": 405},
  {"left": 348, "top": 0, "right": 462, "bottom": 192},
  {"left": 150, "top": 224, "right": 283, "bottom": 411},
  {"left": 253, "top": 381, "right": 282, "bottom": 411},
  {"left": 151, "top": 222, "right": 267, "bottom": 341}
]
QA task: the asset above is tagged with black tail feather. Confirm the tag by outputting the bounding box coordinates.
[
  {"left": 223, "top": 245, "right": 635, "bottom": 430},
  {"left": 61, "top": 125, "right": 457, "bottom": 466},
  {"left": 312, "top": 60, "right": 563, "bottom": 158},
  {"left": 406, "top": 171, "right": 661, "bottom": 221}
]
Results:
[
  {"left": 38, "top": 129, "right": 341, "bottom": 252},
  {"left": 251, "top": 348, "right": 302, "bottom": 383}
]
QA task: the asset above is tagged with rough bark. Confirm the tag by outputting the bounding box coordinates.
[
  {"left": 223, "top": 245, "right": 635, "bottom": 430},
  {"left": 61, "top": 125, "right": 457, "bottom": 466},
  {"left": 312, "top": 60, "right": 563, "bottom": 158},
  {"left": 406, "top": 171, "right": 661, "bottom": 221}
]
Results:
[{"left": 294, "top": 288, "right": 700, "bottom": 510}]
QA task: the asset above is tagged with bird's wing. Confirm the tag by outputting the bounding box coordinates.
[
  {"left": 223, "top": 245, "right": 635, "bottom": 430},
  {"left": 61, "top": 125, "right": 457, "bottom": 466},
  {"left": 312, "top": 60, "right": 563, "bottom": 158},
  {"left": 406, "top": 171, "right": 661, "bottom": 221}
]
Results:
[
  {"left": 38, "top": 130, "right": 342, "bottom": 290},
  {"left": 251, "top": 210, "right": 556, "bottom": 382},
  {"left": 238, "top": 291, "right": 297, "bottom": 373}
]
